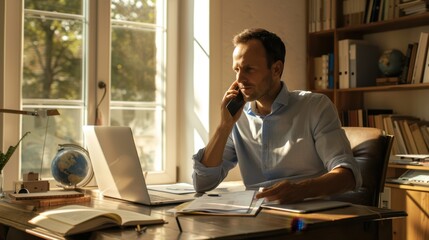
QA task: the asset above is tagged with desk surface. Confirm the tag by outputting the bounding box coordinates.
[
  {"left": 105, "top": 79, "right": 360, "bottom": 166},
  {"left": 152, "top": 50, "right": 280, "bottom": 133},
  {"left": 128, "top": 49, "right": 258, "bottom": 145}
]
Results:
[{"left": 0, "top": 194, "right": 406, "bottom": 240}]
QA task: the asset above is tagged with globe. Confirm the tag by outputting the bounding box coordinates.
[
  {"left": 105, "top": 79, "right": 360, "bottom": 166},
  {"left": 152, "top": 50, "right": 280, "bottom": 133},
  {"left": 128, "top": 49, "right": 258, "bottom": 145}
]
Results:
[
  {"left": 51, "top": 144, "right": 93, "bottom": 188},
  {"left": 378, "top": 49, "right": 404, "bottom": 77}
]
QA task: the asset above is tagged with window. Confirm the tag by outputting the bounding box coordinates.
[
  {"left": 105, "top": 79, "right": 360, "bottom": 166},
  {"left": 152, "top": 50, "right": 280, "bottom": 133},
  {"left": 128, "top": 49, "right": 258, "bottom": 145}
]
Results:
[{"left": 2, "top": 0, "right": 177, "bottom": 188}]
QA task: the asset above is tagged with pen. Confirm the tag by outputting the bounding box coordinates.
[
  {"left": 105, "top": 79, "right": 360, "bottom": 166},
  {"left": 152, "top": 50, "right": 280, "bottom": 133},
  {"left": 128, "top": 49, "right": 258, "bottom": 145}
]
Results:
[
  {"left": 175, "top": 216, "right": 182, "bottom": 232},
  {"left": 207, "top": 194, "right": 220, "bottom": 197}
]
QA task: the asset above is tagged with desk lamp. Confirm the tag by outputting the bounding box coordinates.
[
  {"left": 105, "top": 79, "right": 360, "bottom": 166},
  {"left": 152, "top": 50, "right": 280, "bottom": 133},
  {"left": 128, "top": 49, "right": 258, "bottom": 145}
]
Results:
[{"left": 0, "top": 108, "right": 60, "bottom": 193}]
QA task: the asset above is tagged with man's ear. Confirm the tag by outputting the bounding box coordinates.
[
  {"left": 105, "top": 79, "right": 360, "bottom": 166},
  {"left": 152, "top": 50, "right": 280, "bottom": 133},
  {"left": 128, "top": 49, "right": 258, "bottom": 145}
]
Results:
[{"left": 271, "top": 60, "right": 284, "bottom": 78}]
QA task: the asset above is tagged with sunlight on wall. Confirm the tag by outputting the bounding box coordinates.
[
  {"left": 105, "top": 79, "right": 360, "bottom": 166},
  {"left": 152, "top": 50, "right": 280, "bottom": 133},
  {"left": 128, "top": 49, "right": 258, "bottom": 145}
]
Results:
[{"left": 193, "top": 0, "right": 210, "bottom": 136}]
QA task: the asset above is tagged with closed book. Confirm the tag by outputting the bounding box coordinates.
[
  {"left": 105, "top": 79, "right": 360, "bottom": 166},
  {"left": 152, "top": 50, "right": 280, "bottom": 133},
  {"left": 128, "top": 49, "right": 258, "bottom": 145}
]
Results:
[
  {"left": 328, "top": 52, "right": 335, "bottom": 89},
  {"left": 393, "top": 119, "right": 408, "bottom": 154},
  {"left": 366, "top": 109, "right": 394, "bottom": 128},
  {"left": 338, "top": 39, "right": 367, "bottom": 89},
  {"left": 349, "top": 43, "right": 381, "bottom": 88},
  {"left": 410, "top": 122, "right": 429, "bottom": 154},
  {"left": 411, "top": 32, "right": 429, "bottom": 84},
  {"left": 420, "top": 123, "right": 429, "bottom": 149},
  {"left": 313, "top": 56, "right": 324, "bottom": 89},
  {"left": 400, "top": 119, "right": 419, "bottom": 154},
  {"left": 421, "top": 38, "right": 429, "bottom": 83},
  {"left": 407, "top": 42, "right": 419, "bottom": 84},
  {"left": 400, "top": 43, "right": 416, "bottom": 84}
]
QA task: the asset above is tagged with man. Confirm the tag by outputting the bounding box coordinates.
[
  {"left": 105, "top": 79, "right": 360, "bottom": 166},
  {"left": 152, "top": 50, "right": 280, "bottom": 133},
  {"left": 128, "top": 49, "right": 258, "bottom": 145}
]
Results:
[{"left": 192, "top": 28, "right": 361, "bottom": 204}]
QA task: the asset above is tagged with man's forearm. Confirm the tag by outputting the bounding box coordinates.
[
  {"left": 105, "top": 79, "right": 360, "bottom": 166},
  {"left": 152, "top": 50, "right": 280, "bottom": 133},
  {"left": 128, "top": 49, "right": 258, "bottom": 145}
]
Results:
[
  {"left": 297, "top": 167, "right": 356, "bottom": 198},
  {"left": 201, "top": 124, "right": 234, "bottom": 167}
]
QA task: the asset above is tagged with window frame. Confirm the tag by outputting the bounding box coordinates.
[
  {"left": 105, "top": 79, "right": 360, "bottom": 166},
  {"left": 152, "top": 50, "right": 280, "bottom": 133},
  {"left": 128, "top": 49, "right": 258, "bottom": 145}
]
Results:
[{"left": 1, "top": 0, "right": 179, "bottom": 190}]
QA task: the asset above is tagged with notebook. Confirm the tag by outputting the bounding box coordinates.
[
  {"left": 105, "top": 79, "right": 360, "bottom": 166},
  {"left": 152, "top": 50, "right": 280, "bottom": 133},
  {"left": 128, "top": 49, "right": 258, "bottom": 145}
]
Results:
[
  {"left": 83, "top": 125, "right": 195, "bottom": 205},
  {"left": 262, "top": 199, "right": 350, "bottom": 213}
]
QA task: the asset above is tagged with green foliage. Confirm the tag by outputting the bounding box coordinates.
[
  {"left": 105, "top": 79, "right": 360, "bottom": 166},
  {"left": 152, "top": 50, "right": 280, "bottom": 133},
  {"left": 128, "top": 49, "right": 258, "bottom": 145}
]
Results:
[
  {"left": 0, "top": 132, "right": 31, "bottom": 171},
  {"left": 22, "top": 0, "right": 159, "bottom": 102}
]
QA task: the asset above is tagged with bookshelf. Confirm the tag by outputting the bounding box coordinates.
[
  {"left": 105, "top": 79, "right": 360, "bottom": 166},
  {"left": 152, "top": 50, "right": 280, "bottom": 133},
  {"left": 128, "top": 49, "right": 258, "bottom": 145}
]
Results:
[{"left": 307, "top": 1, "right": 429, "bottom": 239}]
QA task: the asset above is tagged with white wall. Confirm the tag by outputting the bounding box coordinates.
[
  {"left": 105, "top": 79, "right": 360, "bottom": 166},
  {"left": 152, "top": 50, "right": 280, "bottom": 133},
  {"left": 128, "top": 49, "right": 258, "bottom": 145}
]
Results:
[{"left": 177, "top": 0, "right": 307, "bottom": 182}]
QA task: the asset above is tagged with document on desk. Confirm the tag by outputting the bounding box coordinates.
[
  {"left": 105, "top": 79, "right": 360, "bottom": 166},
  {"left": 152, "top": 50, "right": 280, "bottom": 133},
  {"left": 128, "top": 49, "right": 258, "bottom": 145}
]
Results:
[
  {"left": 147, "top": 183, "right": 195, "bottom": 194},
  {"left": 177, "top": 190, "right": 263, "bottom": 216}
]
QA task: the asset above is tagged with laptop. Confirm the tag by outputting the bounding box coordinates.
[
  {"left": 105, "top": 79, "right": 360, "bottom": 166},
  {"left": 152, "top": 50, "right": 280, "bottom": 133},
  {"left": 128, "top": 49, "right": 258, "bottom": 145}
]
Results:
[
  {"left": 83, "top": 125, "right": 195, "bottom": 205},
  {"left": 262, "top": 199, "right": 350, "bottom": 213}
]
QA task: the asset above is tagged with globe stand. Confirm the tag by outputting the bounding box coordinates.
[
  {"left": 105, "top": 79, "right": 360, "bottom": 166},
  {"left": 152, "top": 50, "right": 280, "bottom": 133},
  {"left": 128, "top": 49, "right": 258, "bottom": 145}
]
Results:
[{"left": 51, "top": 144, "right": 94, "bottom": 189}]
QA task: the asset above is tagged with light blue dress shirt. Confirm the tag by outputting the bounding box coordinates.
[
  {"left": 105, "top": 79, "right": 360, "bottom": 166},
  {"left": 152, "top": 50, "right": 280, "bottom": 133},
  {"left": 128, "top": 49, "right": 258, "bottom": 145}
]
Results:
[{"left": 192, "top": 82, "right": 362, "bottom": 192}]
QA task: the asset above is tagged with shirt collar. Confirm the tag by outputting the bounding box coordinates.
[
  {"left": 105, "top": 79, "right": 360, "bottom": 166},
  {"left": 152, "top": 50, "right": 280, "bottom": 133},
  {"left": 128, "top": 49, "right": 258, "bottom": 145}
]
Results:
[{"left": 246, "top": 81, "right": 289, "bottom": 116}]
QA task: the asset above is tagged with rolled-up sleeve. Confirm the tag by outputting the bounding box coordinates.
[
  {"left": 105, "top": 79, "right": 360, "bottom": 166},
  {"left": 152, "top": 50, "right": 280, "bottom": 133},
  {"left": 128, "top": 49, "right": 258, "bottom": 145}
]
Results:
[
  {"left": 312, "top": 95, "right": 362, "bottom": 190},
  {"left": 192, "top": 138, "right": 237, "bottom": 192}
]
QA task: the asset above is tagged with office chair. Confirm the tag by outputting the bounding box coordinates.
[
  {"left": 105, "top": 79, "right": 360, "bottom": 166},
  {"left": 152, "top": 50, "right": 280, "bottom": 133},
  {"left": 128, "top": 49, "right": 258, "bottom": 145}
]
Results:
[{"left": 329, "top": 127, "right": 394, "bottom": 207}]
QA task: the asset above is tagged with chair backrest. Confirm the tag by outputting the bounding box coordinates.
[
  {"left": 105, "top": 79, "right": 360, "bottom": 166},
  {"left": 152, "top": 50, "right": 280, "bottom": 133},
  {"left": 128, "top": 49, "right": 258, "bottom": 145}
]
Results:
[{"left": 330, "top": 127, "right": 394, "bottom": 207}]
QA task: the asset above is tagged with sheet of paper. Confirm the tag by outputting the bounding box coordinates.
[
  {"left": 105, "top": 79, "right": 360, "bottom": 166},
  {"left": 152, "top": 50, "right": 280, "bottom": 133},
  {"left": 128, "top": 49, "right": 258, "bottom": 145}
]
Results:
[
  {"left": 181, "top": 190, "right": 256, "bottom": 213},
  {"left": 147, "top": 183, "right": 195, "bottom": 194}
]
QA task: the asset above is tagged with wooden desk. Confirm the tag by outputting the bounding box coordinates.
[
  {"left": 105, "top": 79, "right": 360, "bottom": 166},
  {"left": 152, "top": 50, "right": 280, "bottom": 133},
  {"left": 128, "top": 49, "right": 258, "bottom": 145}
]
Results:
[{"left": 0, "top": 196, "right": 406, "bottom": 240}]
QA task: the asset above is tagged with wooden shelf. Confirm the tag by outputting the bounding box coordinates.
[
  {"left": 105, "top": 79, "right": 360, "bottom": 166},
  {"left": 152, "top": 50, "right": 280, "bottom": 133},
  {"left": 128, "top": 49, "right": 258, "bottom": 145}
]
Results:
[
  {"left": 307, "top": 2, "right": 429, "bottom": 239},
  {"left": 388, "top": 163, "right": 429, "bottom": 171},
  {"left": 337, "top": 83, "right": 429, "bottom": 92}
]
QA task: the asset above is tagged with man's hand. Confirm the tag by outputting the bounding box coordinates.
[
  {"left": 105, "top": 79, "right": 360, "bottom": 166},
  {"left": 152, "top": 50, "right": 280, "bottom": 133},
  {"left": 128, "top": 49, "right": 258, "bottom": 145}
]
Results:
[
  {"left": 255, "top": 180, "right": 308, "bottom": 204},
  {"left": 255, "top": 167, "right": 356, "bottom": 204},
  {"left": 221, "top": 81, "right": 245, "bottom": 124}
]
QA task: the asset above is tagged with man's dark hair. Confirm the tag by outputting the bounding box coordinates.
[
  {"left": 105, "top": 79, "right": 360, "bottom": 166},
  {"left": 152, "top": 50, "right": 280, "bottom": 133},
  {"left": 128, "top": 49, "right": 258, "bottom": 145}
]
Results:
[{"left": 232, "top": 28, "right": 286, "bottom": 68}]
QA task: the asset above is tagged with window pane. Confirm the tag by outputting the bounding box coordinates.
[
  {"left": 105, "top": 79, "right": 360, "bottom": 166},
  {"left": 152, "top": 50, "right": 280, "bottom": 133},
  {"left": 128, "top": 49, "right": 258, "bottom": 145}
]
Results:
[
  {"left": 110, "top": 109, "right": 163, "bottom": 172},
  {"left": 22, "top": 0, "right": 85, "bottom": 183},
  {"left": 21, "top": 108, "right": 84, "bottom": 179},
  {"left": 111, "top": 28, "right": 156, "bottom": 102},
  {"left": 24, "top": 0, "right": 83, "bottom": 15},
  {"left": 111, "top": 0, "right": 157, "bottom": 23},
  {"left": 23, "top": 17, "right": 83, "bottom": 100},
  {"left": 110, "top": 0, "right": 165, "bottom": 175}
]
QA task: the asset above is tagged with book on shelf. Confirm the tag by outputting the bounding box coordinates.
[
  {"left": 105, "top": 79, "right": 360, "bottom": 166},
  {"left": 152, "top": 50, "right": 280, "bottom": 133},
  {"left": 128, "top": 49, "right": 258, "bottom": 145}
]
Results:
[
  {"left": 410, "top": 122, "right": 429, "bottom": 154},
  {"left": 407, "top": 42, "right": 419, "bottom": 83},
  {"left": 341, "top": 109, "right": 393, "bottom": 128},
  {"left": 313, "top": 53, "right": 333, "bottom": 90},
  {"left": 28, "top": 204, "right": 165, "bottom": 236},
  {"left": 328, "top": 52, "right": 334, "bottom": 89},
  {"left": 400, "top": 42, "right": 418, "bottom": 84},
  {"left": 313, "top": 56, "right": 325, "bottom": 90},
  {"left": 349, "top": 43, "right": 381, "bottom": 88},
  {"left": 411, "top": 32, "right": 429, "bottom": 84},
  {"left": 338, "top": 39, "right": 367, "bottom": 89},
  {"left": 343, "top": 0, "right": 366, "bottom": 26},
  {"left": 308, "top": 0, "right": 335, "bottom": 32},
  {"left": 419, "top": 122, "right": 429, "bottom": 149},
  {"left": 398, "top": 0, "right": 429, "bottom": 16},
  {"left": 421, "top": 37, "right": 429, "bottom": 83},
  {"left": 389, "top": 115, "right": 421, "bottom": 154},
  {"left": 400, "top": 119, "right": 420, "bottom": 154}
]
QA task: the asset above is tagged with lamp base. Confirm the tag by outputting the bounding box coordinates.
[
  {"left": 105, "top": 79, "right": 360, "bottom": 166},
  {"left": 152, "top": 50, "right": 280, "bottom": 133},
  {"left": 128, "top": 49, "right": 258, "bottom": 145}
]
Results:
[{"left": 14, "top": 180, "right": 49, "bottom": 193}]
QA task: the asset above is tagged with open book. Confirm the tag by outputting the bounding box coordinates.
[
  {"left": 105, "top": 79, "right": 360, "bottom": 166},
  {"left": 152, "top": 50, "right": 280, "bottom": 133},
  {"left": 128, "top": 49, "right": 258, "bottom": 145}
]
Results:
[
  {"left": 175, "top": 190, "right": 263, "bottom": 216},
  {"left": 29, "top": 205, "right": 165, "bottom": 236}
]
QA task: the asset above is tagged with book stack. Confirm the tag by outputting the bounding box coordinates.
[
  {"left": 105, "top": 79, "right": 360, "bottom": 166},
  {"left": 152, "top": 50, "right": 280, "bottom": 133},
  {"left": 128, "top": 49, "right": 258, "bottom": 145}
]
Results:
[
  {"left": 402, "top": 32, "right": 429, "bottom": 84},
  {"left": 341, "top": 109, "right": 393, "bottom": 128},
  {"left": 398, "top": 0, "right": 429, "bottom": 16},
  {"left": 308, "top": 0, "right": 335, "bottom": 32},
  {"left": 313, "top": 53, "right": 334, "bottom": 90},
  {"left": 365, "top": 0, "right": 401, "bottom": 23},
  {"left": 5, "top": 190, "right": 91, "bottom": 208},
  {"left": 343, "top": 0, "right": 367, "bottom": 26},
  {"left": 342, "top": 111, "right": 429, "bottom": 155},
  {"left": 338, "top": 39, "right": 381, "bottom": 89}
]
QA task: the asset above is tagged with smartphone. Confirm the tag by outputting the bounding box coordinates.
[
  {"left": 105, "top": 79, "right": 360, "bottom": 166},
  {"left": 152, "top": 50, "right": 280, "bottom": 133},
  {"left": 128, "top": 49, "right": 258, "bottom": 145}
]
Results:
[{"left": 226, "top": 87, "right": 245, "bottom": 116}]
